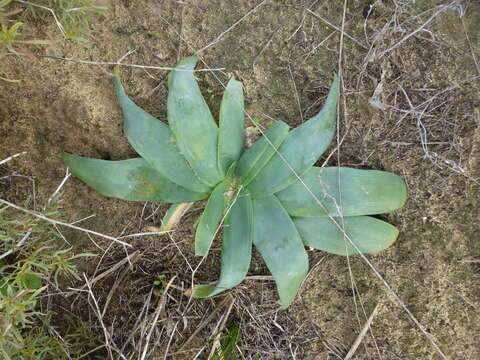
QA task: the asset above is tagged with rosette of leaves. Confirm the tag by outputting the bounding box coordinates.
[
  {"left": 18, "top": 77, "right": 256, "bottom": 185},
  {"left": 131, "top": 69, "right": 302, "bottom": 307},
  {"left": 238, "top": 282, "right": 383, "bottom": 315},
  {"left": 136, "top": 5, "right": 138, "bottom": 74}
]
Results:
[{"left": 63, "top": 56, "right": 407, "bottom": 308}]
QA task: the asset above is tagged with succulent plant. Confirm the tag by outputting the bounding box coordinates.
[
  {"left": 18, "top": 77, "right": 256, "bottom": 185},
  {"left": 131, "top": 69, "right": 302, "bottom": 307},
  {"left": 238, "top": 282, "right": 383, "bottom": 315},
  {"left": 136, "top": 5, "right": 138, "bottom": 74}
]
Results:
[{"left": 63, "top": 56, "right": 407, "bottom": 308}]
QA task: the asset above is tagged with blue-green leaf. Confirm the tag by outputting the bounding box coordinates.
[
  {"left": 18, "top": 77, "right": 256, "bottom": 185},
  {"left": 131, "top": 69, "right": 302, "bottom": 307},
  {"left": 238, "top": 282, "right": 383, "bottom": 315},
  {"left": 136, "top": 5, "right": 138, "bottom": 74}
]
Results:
[
  {"left": 167, "top": 56, "right": 222, "bottom": 186},
  {"left": 194, "top": 162, "right": 237, "bottom": 256},
  {"left": 193, "top": 190, "right": 253, "bottom": 297},
  {"left": 294, "top": 216, "right": 399, "bottom": 256},
  {"left": 113, "top": 73, "right": 210, "bottom": 193},
  {"left": 195, "top": 181, "right": 229, "bottom": 256},
  {"left": 218, "top": 78, "right": 245, "bottom": 176},
  {"left": 237, "top": 121, "right": 290, "bottom": 186},
  {"left": 247, "top": 75, "right": 340, "bottom": 198},
  {"left": 252, "top": 195, "right": 308, "bottom": 308},
  {"left": 63, "top": 153, "right": 208, "bottom": 203},
  {"left": 277, "top": 167, "right": 407, "bottom": 217}
]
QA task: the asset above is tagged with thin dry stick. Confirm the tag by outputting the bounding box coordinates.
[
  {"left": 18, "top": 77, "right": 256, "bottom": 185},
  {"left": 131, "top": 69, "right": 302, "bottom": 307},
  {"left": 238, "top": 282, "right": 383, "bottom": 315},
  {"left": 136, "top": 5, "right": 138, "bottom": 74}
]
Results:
[
  {"left": 337, "top": 1, "right": 377, "bottom": 357},
  {"left": 163, "top": 321, "right": 180, "bottom": 360},
  {"left": 76, "top": 345, "right": 107, "bottom": 360},
  {"left": 31, "top": 54, "right": 226, "bottom": 72},
  {"left": 196, "top": 0, "right": 267, "bottom": 53},
  {"left": 377, "top": 2, "right": 456, "bottom": 58},
  {"left": 305, "top": 9, "right": 368, "bottom": 49},
  {"left": 461, "top": 15, "right": 480, "bottom": 76},
  {"left": 344, "top": 303, "right": 380, "bottom": 360},
  {"left": 101, "top": 262, "right": 134, "bottom": 317},
  {"left": 83, "top": 273, "right": 114, "bottom": 360},
  {"left": 177, "top": 296, "right": 231, "bottom": 353},
  {"left": 0, "top": 230, "right": 32, "bottom": 260},
  {"left": 140, "top": 276, "right": 177, "bottom": 360},
  {"left": 47, "top": 168, "right": 71, "bottom": 205},
  {"left": 118, "top": 230, "right": 172, "bottom": 239},
  {"left": 207, "top": 296, "right": 235, "bottom": 359},
  {"left": 0, "top": 198, "right": 132, "bottom": 247},
  {"left": 79, "top": 250, "right": 141, "bottom": 290},
  {"left": 14, "top": 0, "right": 66, "bottom": 37},
  {"left": 252, "top": 24, "right": 283, "bottom": 68},
  {"left": 288, "top": 63, "right": 304, "bottom": 123},
  {"left": 0, "top": 151, "right": 27, "bottom": 166}
]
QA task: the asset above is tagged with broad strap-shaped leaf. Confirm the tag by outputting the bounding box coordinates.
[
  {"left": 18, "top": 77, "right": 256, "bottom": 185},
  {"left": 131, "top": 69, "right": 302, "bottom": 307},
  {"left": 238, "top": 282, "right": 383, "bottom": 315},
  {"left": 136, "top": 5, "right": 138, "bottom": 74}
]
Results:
[
  {"left": 193, "top": 190, "right": 253, "bottom": 298},
  {"left": 63, "top": 153, "right": 208, "bottom": 203},
  {"left": 277, "top": 167, "right": 407, "bottom": 217},
  {"left": 113, "top": 73, "right": 210, "bottom": 194},
  {"left": 247, "top": 75, "right": 340, "bottom": 198},
  {"left": 237, "top": 121, "right": 290, "bottom": 186},
  {"left": 167, "top": 56, "right": 222, "bottom": 186},
  {"left": 252, "top": 195, "right": 308, "bottom": 308},
  {"left": 218, "top": 78, "right": 245, "bottom": 176},
  {"left": 294, "top": 216, "right": 399, "bottom": 256},
  {"left": 194, "top": 163, "right": 236, "bottom": 256}
]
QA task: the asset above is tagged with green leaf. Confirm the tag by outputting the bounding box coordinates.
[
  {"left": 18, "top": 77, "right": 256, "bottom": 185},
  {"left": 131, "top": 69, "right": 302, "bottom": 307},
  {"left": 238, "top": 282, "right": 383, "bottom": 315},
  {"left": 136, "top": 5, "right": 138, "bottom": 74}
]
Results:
[
  {"left": 20, "top": 273, "right": 42, "bottom": 290},
  {"left": 193, "top": 190, "right": 253, "bottom": 298},
  {"left": 252, "top": 195, "right": 308, "bottom": 308},
  {"left": 277, "top": 167, "right": 407, "bottom": 217},
  {"left": 218, "top": 78, "right": 245, "bottom": 176},
  {"left": 113, "top": 73, "right": 210, "bottom": 194},
  {"left": 294, "top": 216, "right": 399, "bottom": 256},
  {"left": 63, "top": 153, "right": 208, "bottom": 203},
  {"left": 247, "top": 75, "right": 340, "bottom": 198},
  {"left": 237, "top": 121, "right": 290, "bottom": 186},
  {"left": 195, "top": 181, "right": 229, "bottom": 256},
  {"left": 167, "top": 56, "right": 222, "bottom": 186}
]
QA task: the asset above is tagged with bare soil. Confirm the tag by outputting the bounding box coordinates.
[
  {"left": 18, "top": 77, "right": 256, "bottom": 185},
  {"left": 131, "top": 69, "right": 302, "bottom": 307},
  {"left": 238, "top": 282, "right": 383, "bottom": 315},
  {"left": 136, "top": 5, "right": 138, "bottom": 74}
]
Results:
[{"left": 1, "top": 1, "right": 479, "bottom": 359}]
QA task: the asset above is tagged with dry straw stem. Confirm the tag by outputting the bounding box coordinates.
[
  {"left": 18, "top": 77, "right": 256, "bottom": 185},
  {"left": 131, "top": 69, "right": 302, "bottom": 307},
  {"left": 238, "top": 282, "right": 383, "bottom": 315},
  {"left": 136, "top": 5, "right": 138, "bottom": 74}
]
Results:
[
  {"left": 68, "top": 250, "right": 141, "bottom": 297},
  {"left": 376, "top": 1, "right": 458, "bottom": 59},
  {"left": 305, "top": 8, "right": 367, "bottom": 50},
  {"left": 0, "top": 151, "right": 27, "bottom": 165},
  {"left": 0, "top": 229, "right": 32, "bottom": 260},
  {"left": 140, "top": 276, "right": 177, "bottom": 360},
  {"left": 207, "top": 295, "right": 235, "bottom": 359},
  {"left": 0, "top": 198, "right": 132, "bottom": 247},
  {"left": 177, "top": 296, "right": 232, "bottom": 353},
  {"left": 31, "top": 53, "right": 226, "bottom": 72},
  {"left": 195, "top": 0, "right": 267, "bottom": 54},
  {"left": 344, "top": 303, "right": 380, "bottom": 360},
  {"left": 337, "top": 2, "right": 382, "bottom": 358},
  {"left": 83, "top": 273, "right": 125, "bottom": 360}
]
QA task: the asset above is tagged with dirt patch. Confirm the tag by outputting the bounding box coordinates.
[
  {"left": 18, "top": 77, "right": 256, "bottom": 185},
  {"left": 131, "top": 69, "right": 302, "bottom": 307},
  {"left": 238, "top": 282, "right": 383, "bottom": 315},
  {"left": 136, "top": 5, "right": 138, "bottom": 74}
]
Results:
[{"left": 1, "top": 0, "right": 479, "bottom": 359}]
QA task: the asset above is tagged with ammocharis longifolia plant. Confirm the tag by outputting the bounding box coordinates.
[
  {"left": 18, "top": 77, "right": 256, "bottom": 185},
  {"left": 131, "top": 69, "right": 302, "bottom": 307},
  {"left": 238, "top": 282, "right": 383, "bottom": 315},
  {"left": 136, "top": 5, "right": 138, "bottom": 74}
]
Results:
[{"left": 63, "top": 56, "right": 407, "bottom": 308}]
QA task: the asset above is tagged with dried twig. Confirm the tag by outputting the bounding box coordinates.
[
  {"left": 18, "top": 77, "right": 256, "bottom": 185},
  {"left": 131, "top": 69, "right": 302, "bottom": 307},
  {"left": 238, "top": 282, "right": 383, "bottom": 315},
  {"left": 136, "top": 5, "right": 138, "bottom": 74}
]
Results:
[
  {"left": 196, "top": 0, "right": 267, "bottom": 53},
  {"left": 0, "top": 198, "right": 132, "bottom": 247},
  {"left": 140, "top": 276, "right": 177, "bottom": 360},
  {"left": 344, "top": 303, "right": 380, "bottom": 360},
  {"left": 31, "top": 54, "right": 226, "bottom": 72},
  {"left": 0, "top": 151, "right": 27, "bottom": 166},
  {"left": 306, "top": 9, "right": 368, "bottom": 49}
]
